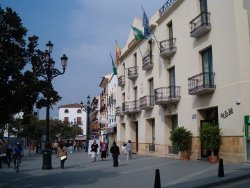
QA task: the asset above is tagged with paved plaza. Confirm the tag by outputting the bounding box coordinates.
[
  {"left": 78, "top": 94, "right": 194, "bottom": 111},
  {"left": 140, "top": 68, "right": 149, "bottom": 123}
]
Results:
[{"left": 1, "top": 149, "right": 250, "bottom": 188}]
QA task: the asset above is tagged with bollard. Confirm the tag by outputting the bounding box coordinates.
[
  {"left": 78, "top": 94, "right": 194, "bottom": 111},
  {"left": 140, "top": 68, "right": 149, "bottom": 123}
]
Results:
[
  {"left": 218, "top": 158, "right": 224, "bottom": 177},
  {"left": 154, "top": 169, "right": 161, "bottom": 188}
]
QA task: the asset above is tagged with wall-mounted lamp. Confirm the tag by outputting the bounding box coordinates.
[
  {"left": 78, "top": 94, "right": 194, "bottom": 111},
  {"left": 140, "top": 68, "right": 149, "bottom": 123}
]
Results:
[{"left": 236, "top": 99, "right": 241, "bottom": 105}]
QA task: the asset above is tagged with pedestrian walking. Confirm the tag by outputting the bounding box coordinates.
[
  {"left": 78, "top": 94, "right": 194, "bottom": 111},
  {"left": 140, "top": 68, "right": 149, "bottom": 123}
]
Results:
[
  {"left": 110, "top": 142, "right": 120, "bottom": 167},
  {"left": 126, "top": 140, "right": 132, "bottom": 160},
  {"left": 100, "top": 141, "right": 108, "bottom": 160},
  {"left": 57, "top": 142, "right": 67, "bottom": 169},
  {"left": 91, "top": 140, "right": 98, "bottom": 162}
]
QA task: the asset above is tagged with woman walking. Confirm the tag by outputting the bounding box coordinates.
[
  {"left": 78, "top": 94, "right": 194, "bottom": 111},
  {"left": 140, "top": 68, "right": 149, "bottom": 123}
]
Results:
[
  {"left": 100, "top": 141, "right": 108, "bottom": 161},
  {"left": 57, "top": 142, "right": 67, "bottom": 169}
]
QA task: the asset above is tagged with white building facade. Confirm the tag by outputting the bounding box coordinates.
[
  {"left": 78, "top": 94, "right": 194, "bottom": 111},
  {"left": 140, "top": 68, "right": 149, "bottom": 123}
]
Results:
[
  {"left": 58, "top": 103, "right": 87, "bottom": 138},
  {"left": 116, "top": 0, "right": 250, "bottom": 163}
]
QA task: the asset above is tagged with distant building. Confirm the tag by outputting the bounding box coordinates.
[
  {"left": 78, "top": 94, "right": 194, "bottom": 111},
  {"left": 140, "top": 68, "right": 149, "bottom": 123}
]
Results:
[{"left": 58, "top": 103, "right": 87, "bottom": 140}]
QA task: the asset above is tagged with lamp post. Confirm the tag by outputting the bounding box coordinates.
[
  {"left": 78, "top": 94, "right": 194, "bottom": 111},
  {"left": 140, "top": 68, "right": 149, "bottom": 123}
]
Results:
[
  {"left": 41, "top": 41, "right": 68, "bottom": 170},
  {"left": 80, "top": 95, "right": 91, "bottom": 149}
]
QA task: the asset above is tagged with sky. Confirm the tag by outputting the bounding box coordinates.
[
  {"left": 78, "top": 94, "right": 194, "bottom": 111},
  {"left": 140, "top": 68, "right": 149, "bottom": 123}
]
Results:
[{"left": 1, "top": 0, "right": 167, "bottom": 119}]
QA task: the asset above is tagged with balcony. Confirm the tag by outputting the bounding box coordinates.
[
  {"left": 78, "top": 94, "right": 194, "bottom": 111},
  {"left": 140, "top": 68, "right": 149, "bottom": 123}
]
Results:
[
  {"left": 188, "top": 72, "right": 216, "bottom": 95},
  {"left": 100, "top": 104, "right": 107, "bottom": 113},
  {"left": 190, "top": 12, "right": 211, "bottom": 38},
  {"left": 127, "top": 66, "right": 138, "bottom": 80},
  {"left": 115, "top": 105, "right": 124, "bottom": 116},
  {"left": 139, "top": 95, "right": 154, "bottom": 110},
  {"left": 118, "top": 75, "right": 125, "bottom": 87},
  {"left": 109, "top": 94, "right": 116, "bottom": 104},
  {"left": 159, "top": 38, "right": 177, "bottom": 59},
  {"left": 123, "top": 100, "right": 141, "bottom": 114},
  {"left": 142, "top": 54, "right": 153, "bottom": 70},
  {"left": 154, "top": 86, "right": 181, "bottom": 105}
]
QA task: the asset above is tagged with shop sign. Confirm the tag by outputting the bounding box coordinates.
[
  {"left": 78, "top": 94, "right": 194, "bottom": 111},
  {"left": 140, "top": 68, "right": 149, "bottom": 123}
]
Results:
[{"left": 220, "top": 108, "right": 233, "bottom": 119}]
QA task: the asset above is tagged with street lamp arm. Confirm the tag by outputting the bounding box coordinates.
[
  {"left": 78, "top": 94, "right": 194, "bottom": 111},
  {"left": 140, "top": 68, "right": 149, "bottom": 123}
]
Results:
[{"left": 50, "top": 68, "right": 66, "bottom": 79}]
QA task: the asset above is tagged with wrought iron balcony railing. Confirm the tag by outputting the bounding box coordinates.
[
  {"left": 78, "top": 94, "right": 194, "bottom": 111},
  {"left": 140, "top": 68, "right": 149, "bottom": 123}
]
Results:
[
  {"left": 127, "top": 66, "right": 138, "bottom": 80},
  {"left": 159, "top": 38, "right": 177, "bottom": 59},
  {"left": 154, "top": 86, "right": 181, "bottom": 105},
  {"left": 123, "top": 100, "right": 141, "bottom": 114},
  {"left": 190, "top": 11, "right": 211, "bottom": 38},
  {"left": 118, "top": 75, "right": 125, "bottom": 87},
  {"left": 188, "top": 72, "right": 216, "bottom": 95},
  {"left": 142, "top": 54, "right": 153, "bottom": 70},
  {"left": 139, "top": 95, "right": 154, "bottom": 110},
  {"left": 115, "top": 104, "right": 125, "bottom": 116}
]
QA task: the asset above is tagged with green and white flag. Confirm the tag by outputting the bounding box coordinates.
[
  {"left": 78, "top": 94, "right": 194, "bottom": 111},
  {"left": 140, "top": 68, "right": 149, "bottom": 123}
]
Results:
[
  {"left": 110, "top": 53, "right": 117, "bottom": 75},
  {"left": 132, "top": 26, "right": 145, "bottom": 40}
]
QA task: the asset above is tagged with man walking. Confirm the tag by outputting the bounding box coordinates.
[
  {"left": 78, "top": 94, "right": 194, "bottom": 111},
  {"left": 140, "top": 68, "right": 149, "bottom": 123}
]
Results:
[{"left": 110, "top": 142, "right": 120, "bottom": 167}]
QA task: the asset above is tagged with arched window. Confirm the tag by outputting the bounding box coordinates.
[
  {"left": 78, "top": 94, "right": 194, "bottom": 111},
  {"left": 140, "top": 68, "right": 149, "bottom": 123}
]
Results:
[
  {"left": 77, "top": 109, "right": 82, "bottom": 113},
  {"left": 64, "top": 109, "right": 69, "bottom": 113}
]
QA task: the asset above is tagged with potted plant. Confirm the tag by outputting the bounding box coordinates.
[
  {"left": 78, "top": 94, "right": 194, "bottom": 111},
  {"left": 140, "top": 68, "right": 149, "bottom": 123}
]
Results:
[
  {"left": 199, "top": 123, "right": 221, "bottom": 163},
  {"left": 170, "top": 127, "right": 192, "bottom": 160}
]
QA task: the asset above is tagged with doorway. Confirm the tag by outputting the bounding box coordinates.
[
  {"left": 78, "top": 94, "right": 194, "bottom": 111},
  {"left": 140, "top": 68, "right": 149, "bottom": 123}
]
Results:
[{"left": 199, "top": 107, "right": 218, "bottom": 158}]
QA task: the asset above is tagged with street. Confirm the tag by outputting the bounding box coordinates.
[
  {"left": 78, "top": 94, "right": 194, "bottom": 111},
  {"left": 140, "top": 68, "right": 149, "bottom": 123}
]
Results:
[{"left": 1, "top": 150, "right": 250, "bottom": 188}]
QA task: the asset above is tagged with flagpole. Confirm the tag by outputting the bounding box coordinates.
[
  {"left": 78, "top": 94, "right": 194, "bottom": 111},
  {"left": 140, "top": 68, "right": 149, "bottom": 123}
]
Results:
[
  {"left": 152, "top": 32, "right": 161, "bottom": 51},
  {"left": 141, "top": 4, "right": 161, "bottom": 51}
]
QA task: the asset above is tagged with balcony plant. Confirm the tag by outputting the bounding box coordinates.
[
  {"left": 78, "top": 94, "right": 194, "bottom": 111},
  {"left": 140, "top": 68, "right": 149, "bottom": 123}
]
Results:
[
  {"left": 170, "top": 127, "right": 192, "bottom": 160},
  {"left": 199, "top": 123, "right": 221, "bottom": 163}
]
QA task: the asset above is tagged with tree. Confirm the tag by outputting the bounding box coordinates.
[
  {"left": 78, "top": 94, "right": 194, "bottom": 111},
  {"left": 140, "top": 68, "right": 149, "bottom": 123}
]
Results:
[{"left": 0, "top": 7, "right": 61, "bottom": 136}]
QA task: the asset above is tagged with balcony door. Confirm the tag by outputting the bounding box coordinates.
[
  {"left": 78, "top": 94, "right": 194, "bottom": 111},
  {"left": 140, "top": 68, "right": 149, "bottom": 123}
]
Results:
[
  {"left": 149, "top": 78, "right": 154, "bottom": 104},
  {"left": 169, "top": 67, "right": 176, "bottom": 98},
  {"left": 200, "top": 0, "right": 208, "bottom": 24},
  {"left": 134, "top": 87, "right": 138, "bottom": 109},
  {"left": 168, "top": 21, "right": 174, "bottom": 49},
  {"left": 202, "top": 48, "right": 213, "bottom": 86},
  {"left": 134, "top": 53, "right": 137, "bottom": 67}
]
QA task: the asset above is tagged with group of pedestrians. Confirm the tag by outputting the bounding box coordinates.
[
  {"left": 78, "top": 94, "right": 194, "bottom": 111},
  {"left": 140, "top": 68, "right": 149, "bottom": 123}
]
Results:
[
  {"left": 54, "top": 139, "right": 133, "bottom": 169},
  {"left": 90, "top": 139, "right": 132, "bottom": 167}
]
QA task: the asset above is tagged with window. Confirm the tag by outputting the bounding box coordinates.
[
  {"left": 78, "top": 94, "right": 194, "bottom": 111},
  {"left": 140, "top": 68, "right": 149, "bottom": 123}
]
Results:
[
  {"left": 77, "top": 109, "right": 82, "bottom": 113},
  {"left": 64, "top": 109, "right": 69, "bottom": 113},
  {"left": 64, "top": 117, "right": 69, "bottom": 123},
  {"left": 77, "top": 117, "right": 82, "bottom": 125}
]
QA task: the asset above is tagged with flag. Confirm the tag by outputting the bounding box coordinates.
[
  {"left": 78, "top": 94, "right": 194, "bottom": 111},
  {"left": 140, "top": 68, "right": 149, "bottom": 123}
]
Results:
[
  {"left": 132, "top": 26, "right": 145, "bottom": 40},
  {"left": 110, "top": 53, "right": 117, "bottom": 75},
  {"left": 142, "top": 8, "right": 150, "bottom": 38},
  {"left": 115, "top": 41, "right": 121, "bottom": 66}
]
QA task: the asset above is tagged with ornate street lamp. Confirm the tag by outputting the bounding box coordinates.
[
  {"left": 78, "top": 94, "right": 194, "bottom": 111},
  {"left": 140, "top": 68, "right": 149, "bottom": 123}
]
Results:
[
  {"left": 80, "top": 95, "right": 91, "bottom": 150},
  {"left": 41, "top": 41, "right": 68, "bottom": 170}
]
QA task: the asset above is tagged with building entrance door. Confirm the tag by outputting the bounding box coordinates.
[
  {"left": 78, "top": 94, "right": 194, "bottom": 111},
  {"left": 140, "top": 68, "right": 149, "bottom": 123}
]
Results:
[{"left": 199, "top": 107, "right": 218, "bottom": 158}]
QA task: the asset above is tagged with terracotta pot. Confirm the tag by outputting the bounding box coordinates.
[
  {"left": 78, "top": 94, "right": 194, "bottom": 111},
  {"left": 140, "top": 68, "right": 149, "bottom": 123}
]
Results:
[
  {"left": 181, "top": 152, "right": 190, "bottom": 160},
  {"left": 208, "top": 155, "right": 218, "bottom": 164}
]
